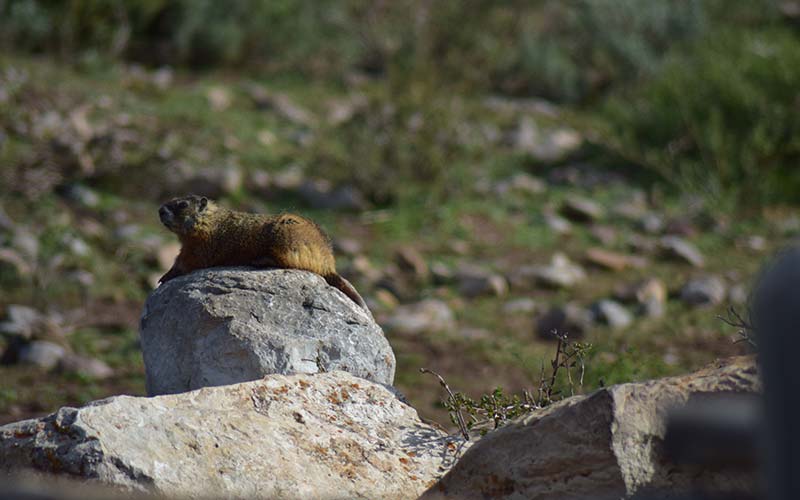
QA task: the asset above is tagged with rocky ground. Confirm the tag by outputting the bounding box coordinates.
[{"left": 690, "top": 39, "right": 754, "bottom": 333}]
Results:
[{"left": 0, "top": 54, "right": 784, "bottom": 428}]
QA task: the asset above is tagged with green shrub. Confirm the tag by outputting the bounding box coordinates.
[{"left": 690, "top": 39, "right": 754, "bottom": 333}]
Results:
[
  {"left": 596, "top": 27, "right": 800, "bottom": 207},
  {"left": 0, "top": 0, "right": 761, "bottom": 102}
]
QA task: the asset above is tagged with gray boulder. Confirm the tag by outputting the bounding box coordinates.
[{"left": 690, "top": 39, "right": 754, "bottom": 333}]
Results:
[
  {"left": 140, "top": 267, "right": 394, "bottom": 396},
  {"left": 0, "top": 371, "right": 463, "bottom": 499},
  {"left": 422, "top": 356, "right": 758, "bottom": 500}
]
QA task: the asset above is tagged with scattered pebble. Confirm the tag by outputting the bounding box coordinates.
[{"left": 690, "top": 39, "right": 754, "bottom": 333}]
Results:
[
  {"left": 383, "top": 299, "right": 456, "bottom": 336},
  {"left": 680, "top": 276, "right": 727, "bottom": 307},
  {"left": 585, "top": 248, "right": 644, "bottom": 272},
  {"left": 456, "top": 266, "right": 508, "bottom": 298},
  {"left": 660, "top": 236, "right": 705, "bottom": 268},
  {"left": 531, "top": 253, "right": 586, "bottom": 289},
  {"left": 560, "top": 196, "right": 605, "bottom": 223},
  {"left": 430, "top": 262, "right": 455, "bottom": 285},
  {"left": 493, "top": 173, "right": 545, "bottom": 196},
  {"left": 513, "top": 117, "right": 582, "bottom": 162},
  {"left": 62, "top": 183, "right": 101, "bottom": 208},
  {"left": 206, "top": 86, "right": 232, "bottom": 112},
  {"left": 0, "top": 305, "right": 49, "bottom": 340},
  {"left": 543, "top": 212, "right": 572, "bottom": 235},
  {"left": 591, "top": 300, "right": 633, "bottom": 329},
  {"left": 639, "top": 213, "right": 664, "bottom": 234},
  {"left": 18, "top": 340, "right": 66, "bottom": 370},
  {"left": 536, "top": 303, "right": 593, "bottom": 340},
  {"left": 59, "top": 353, "right": 114, "bottom": 379}
]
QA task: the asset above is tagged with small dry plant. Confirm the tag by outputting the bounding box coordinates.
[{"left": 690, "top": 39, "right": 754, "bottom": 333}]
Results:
[{"left": 421, "top": 330, "right": 592, "bottom": 440}]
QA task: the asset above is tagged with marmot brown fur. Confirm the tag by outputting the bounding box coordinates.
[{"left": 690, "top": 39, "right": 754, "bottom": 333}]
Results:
[{"left": 158, "top": 194, "right": 367, "bottom": 310}]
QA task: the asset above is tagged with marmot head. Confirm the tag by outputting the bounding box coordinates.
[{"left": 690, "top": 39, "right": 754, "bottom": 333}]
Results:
[{"left": 159, "top": 195, "right": 215, "bottom": 236}]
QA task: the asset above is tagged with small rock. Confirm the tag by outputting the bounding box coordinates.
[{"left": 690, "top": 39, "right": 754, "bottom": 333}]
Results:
[
  {"left": 247, "top": 169, "right": 272, "bottom": 194},
  {"left": 660, "top": 236, "right": 705, "bottom": 267},
  {"left": 206, "top": 86, "right": 232, "bottom": 111},
  {"left": 152, "top": 66, "right": 173, "bottom": 90},
  {"left": 543, "top": 212, "right": 572, "bottom": 235},
  {"left": 18, "top": 340, "right": 66, "bottom": 370},
  {"left": 12, "top": 229, "right": 39, "bottom": 259},
  {"left": 59, "top": 354, "right": 114, "bottom": 379},
  {"left": 493, "top": 173, "right": 545, "bottom": 196},
  {"left": 63, "top": 235, "right": 90, "bottom": 257},
  {"left": 560, "top": 196, "right": 604, "bottom": 223},
  {"left": 585, "top": 248, "right": 644, "bottom": 272},
  {"left": 326, "top": 93, "right": 368, "bottom": 125},
  {"left": 272, "top": 165, "right": 305, "bottom": 191},
  {"left": 640, "top": 213, "right": 665, "bottom": 234},
  {"left": 612, "top": 194, "right": 648, "bottom": 221},
  {"left": 0, "top": 305, "right": 48, "bottom": 340},
  {"left": 61, "top": 183, "right": 100, "bottom": 208},
  {"left": 532, "top": 253, "right": 586, "bottom": 289},
  {"left": 502, "top": 298, "right": 537, "bottom": 315},
  {"left": 448, "top": 240, "right": 470, "bottom": 255},
  {"left": 514, "top": 117, "right": 582, "bottom": 163},
  {"left": 591, "top": 300, "right": 633, "bottom": 329},
  {"left": 430, "top": 262, "right": 455, "bottom": 285},
  {"left": 743, "top": 235, "right": 767, "bottom": 253},
  {"left": 589, "top": 225, "right": 617, "bottom": 246},
  {"left": 457, "top": 267, "right": 508, "bottom": 298},
  {"left": 384, "top": 299, "right": 455, "bottom": 336},
  {"left": 680, "top": 276, "right": 727, "bottom": 307},
  {"left": 395, "top": 246, "right": 429, "bottom": 282},
  {"left": 536, "top": 303, "right": 593, "bottom": 339},
  {"left": 67, "top": 269, "right": 95, "bottom": 288}
]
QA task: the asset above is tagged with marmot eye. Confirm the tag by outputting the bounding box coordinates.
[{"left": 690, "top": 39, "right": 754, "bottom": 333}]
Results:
[{"left": 178, "top": 201, "right": 189, "bottom": 209}]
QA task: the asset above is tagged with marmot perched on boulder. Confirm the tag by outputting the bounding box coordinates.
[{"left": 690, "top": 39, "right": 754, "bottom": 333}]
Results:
[{"left": 158, "top": 194, "right": 368, "bottom": 310}]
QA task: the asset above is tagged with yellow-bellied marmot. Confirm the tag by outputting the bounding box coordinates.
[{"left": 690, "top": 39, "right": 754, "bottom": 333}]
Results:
[{"left": 158, "top": 194, "right": 367, "bottom": 310}]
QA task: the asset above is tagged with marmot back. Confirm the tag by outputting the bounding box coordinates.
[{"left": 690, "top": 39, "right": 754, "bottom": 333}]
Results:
[{"left": 157, "top": 194, "right": 367, "bottom": 310}]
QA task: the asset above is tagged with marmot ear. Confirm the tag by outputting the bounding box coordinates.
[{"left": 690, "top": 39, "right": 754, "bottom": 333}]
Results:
[{"left": 199, "top": 197, "right": 208, "bottom": 211}]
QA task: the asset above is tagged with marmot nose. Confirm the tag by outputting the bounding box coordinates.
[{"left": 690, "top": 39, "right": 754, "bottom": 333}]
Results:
[{"left": 159, "top": 206, "right": 170, "bottom": 221}]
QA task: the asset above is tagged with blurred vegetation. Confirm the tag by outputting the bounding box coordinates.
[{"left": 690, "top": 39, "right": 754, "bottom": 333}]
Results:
[{"left": 2, "top": 0, "right": 797, "bottom": 207}]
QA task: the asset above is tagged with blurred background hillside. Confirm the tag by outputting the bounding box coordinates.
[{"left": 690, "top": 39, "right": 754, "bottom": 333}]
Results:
[{"left": 0, "top": 0, "right": 797, "bottom": 426}]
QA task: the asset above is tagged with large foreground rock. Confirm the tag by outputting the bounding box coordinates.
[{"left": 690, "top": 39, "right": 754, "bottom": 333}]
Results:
[
  {"left": 422, "top": 356, "right": 758, "bottom": 499},
  {"left": 0, "top": 371, "right": 462, "bottom": 499},
  {"left": 140, "top": 268, "right": 394, "bottom": 395}
]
